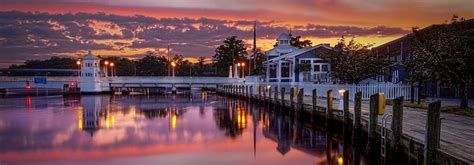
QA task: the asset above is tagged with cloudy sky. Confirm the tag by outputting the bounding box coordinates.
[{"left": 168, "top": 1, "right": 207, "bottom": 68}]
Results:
[{"left": 0, "top": 0, "right": 473, "bottom": 68}]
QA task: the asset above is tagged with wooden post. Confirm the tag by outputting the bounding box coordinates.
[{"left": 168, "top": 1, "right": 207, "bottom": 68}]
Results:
[
  {"left": 424, "top": 100, "right": 441, "bottom": 165},
  {"left": 281, "top": 87, "right": 286, "bottom": 106},
  {"left": 274, "top": 86, "right": 278, "bottom": 104},
  {"left": 258, "top": 85, "right": 261, "bottom": 101},
  {"left": 353, "top": 92, "right": 362, "bottom": 130},
  {"left": 312, "top": 89, "right": 317, "bottom": 114},
  {"left": 343, "top": 90, "right": 350, "bottom": 124},
  {"left": 390, "top": 96, "right": 404, "bottom": 161},
  {"left": 263, "top": 85, "right": 267, "bottom": 102},
  {"left": 297, "top": 88, "right": 304, "bottom": 111},
  {"left": 326, "top": 90, "right": 333, "bottom": 120},
  {"left": 368, "top": 93, "right": 379, "bottom": 140},
  {"left": 290, "top": 87, "right": 295, "bottom": 108},
  {"left": 268, "top": 86, "right": 272, "bottom": 103}
]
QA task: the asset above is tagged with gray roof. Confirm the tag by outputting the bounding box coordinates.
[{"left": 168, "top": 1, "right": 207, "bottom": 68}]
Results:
[
  {"left": 82, "top": 50, "right": 99, "bottom": 60},
  {"left": 264, "top": 44, "right": 334, "bottom": 63},
  {"left": 277, "top": 33, "right": 291, "bottom": 41}
]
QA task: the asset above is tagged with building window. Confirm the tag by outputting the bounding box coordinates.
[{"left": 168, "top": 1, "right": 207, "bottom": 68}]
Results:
[
  {"left": 313, "top": 65, "right": 320, "bottom": 72},
  {"left": 300, "top": 60, "right": 311, "bottom": 64},
  {"left": 269, "top": 64, "right": 277, "bottom": 78},
  {"left": 279, "top": 40, "right": 289, "bottom": 45},
  {"left": 281, "top": 63, "right": 290, "bottom": 78},
  {"left": 322, "top": 65, "right": 329, "bottom": 72}
]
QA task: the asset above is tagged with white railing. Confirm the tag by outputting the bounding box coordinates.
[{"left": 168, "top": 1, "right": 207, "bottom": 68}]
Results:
[{"left": 246, "top": 81, "right": 418, "bottom": 101}]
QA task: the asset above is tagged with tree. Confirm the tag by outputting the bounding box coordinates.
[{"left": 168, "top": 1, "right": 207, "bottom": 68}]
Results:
[
  {"left": 250, "top": 49, "right": 266, "bottom": 75},
  {"left": 319, "top": 37, "right": 391, "bottom": 84},
  {"left": 213, "top": 36, "right": 248, "bottom": 76},
  {"left": 135, "top": 55, "right": 167, "bottom": 76},
  {"left": 406, "top": 15, "right": 474, "bottom": 109},
  {"left": 9, "top": 56, "right": 77, "bottom": 69}
]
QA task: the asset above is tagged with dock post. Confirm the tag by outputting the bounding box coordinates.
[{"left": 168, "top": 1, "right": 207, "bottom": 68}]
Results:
[
  {"left": 353, "top": 92, "right": 362, "bottom": 131},
  {"left": 274, "top": 86, "right": 278, "bottom": 105},
  {"left": 326, "top": 90, "right": 333, "bottom": 120},
  {"left": 343, "top": 90, "right": 350, "bottom": 124},
  {"left": 290, "top": 87, "right": 295, "bottom": 109},
  {"left": 258, "top": 85, "right": 262, "bottom": 102},
  {"left": 280, "top": 87, "right": 286, "bottom": 107},
  {"left": 263, "top": 85, "right": 267, "bottom": 103},
  {"left": 297, "top": 88, "right": 304, "bottom": 111},
  {"left": 312, "top": 89, "right": 317, "bottom": 114},
  {"left": 368, "top": 93, "right": 379, "bottom": 141},
  {"left": 249, "top": 86, "right": 253, "bottom": 101},
  {"left": 424, "top": 100, "right": 441, "bottom": 165},
  {"left": 268, "top": 86, "right": 272, "bottom": 104},
  {"left": 390, "top": 96, "right": 404, "bottom": 162}
]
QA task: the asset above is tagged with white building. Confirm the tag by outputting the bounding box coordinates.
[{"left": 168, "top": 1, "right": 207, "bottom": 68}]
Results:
[
  {"left": 79, "top": 50, "right": 109, "bottom": 93},
  {"left": 264, "top": 33, "right": 336, "bottom": 83}
]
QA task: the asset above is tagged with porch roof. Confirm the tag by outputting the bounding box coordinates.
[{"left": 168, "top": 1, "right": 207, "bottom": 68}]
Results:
[{"left": 264, "top": 44, "right": 333, "bottom": 64}]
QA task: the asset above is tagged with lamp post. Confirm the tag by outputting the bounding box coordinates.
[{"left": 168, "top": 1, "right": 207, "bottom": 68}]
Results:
[
  {"left": 76, "top": 60, "right": 81, "bottom": 77},
  {"left": 241, "top": 62, "right": 245, "bottom": 79},
  {"left": 104, "top": 61, "right": 109, "bottom": 77},
  {"left": 171, "top": 61, "right": 176, "bottom": 77},
  {"left": 110, "top": 62, "right": 115, "bottom": 77}
]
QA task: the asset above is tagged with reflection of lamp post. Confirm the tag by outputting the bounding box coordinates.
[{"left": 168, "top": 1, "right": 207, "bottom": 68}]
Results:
[
  {"left": 171, "top": 62, "right": 176, "bottom": 77},
  {"left": 110, "top": 62, "right": 114, "bottom": 77}
]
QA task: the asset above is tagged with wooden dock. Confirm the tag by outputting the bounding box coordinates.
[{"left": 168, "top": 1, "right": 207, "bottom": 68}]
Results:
[{"left": 217, "top": 85, "right": 474, "bottom": 164}]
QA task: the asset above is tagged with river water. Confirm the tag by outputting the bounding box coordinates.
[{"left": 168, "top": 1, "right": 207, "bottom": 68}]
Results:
[{"left": 0, "top": 92, "right": 377, "bottom": 165}]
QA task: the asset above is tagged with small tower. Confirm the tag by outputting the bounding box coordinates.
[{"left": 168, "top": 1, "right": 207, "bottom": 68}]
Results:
[
  {"left": 277, "top": 33, "right": 291, "bottom": 46},
  {"left": 80, "top": 50, "right": 102, "bottom": 93}
]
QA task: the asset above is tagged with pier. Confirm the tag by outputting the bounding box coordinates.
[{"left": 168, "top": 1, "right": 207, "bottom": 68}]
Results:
[{"left": 217, "top": 83, "right": 474, "bottom": 164}]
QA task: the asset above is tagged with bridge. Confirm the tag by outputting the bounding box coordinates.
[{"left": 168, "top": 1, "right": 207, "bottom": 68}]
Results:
[{"left": 0, "top": 76, "right": 240, "bottom": 94}]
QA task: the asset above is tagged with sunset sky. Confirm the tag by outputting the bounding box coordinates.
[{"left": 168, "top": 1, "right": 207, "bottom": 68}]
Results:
[{"left": 0, "top": 0, "right": 473, "bottom": 68}]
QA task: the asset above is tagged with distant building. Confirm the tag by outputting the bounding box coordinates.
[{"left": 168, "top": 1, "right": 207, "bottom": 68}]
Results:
[{"left": 263, "top": 33, "right": 335, "bottom": 83}]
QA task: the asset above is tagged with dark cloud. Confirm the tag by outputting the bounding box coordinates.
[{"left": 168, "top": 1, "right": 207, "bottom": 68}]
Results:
[{"left": 0, "top": 11, "right": 409, "bottom": 68}]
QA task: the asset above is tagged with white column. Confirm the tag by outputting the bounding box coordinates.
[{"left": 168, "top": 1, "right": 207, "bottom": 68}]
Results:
[
  {"left": 233, "top": 64, "right": 239, "bottom": 78},
  {"left": 291, "top": 57, "right": 295, "bottom": 83},
  {"left": 265, "top": 63, "right": 270, "bottom": 82}
]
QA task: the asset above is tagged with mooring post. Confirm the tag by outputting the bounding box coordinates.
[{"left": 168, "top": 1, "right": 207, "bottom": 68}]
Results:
[
  {"left": 424, "top": 100, "right": 441, "bottom": 165},
  {"left": 297, "top": 88, "right": 304, "bottom": 111},
  {"left": 281, "top": 87, "right": 286, "bottom": 107},
  {"left": 274, "top": 86, "right": 278, "bottom": 104},
  {"left": 368, "top": 93, "right": 379, "bottom": 141},
  {"left": 290, "top": 87, "right": 296, "bottom": 108},
  {"left": 268, "top": 86, "right": 272, "bottom": 103},
  {"left": 326, "top": 90, "right": 333, "bottom": 120},
  {"left": 343, "top": 90, "right": 350, "bottom": 124},
  {"left": 353, "top": 92, "right": 362, "bottom": 131},
  {"left": 390, "top": 96, "right": 404, "bottom": 162},
  {"left": 312, "top": 89, "right": 317, "bottom": 114},
  {"left": 263, "top": 85, "right": 267, "bottom": 103}
]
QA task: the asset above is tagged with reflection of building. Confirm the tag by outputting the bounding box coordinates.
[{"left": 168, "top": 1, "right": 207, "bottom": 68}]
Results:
[
  {"left": 80, "top": 96, "right": 102, "bottom": 136},
  {"left": 77, "top": 95, "right": 115, "bottom": 136},
  {"left": 261, "top": 111, "right": 328, "bottom": 156}
]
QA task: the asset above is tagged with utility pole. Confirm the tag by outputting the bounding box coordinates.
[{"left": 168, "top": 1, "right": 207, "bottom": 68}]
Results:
[
  {"left": 251, "top": 21, "right": 257, "bottom": 75},
  {"left": 167, "top": 45, "right": 171, "bottom": 76}
]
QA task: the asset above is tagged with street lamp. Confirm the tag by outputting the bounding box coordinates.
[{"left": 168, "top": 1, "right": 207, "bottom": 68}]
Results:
[
  {"left": 237, "top": 62, "right": 245, "bottom": 79},
  {"left": 104, "top": 61, "right": 109, "bottom": 77},
  {"left": 171, "top": 61, "right": 176, "bottom": 77},
  {"left": 76, "top": 60, "right": 81, "bottom": 77},
  {"left": 110, "top": 62, "right": 115, "bottom": 77}
]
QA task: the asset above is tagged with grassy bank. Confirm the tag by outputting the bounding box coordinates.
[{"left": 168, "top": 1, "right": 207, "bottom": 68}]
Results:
[{"left": 385, "top": 100, "right": 474, "bottom": 118}]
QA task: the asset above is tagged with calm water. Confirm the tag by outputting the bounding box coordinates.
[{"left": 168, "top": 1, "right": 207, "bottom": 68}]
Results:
[{"left": 0, "top": 92, "right": 372, "bottom": 165}]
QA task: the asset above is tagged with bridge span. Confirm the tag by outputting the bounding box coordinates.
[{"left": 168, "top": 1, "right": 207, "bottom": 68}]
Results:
[{"left": 0, "top": 76, "right": 240, "bottom": 94}]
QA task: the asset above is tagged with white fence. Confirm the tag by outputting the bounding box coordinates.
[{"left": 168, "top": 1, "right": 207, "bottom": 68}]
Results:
[{"left": 249, "top": 82, "right": 418, "bottom": 101}]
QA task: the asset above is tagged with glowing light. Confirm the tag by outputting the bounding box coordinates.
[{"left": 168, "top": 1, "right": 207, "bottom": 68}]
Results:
[
  {"left": 171, "top": 62, "right": 176, "bottom": 67},
  {"left": 76, "top": 61, "right": 81, "bottom": 65},
  {"left": 241, "top": 63, "right": 245, "bottom": 66},
  {"left": 338, "top": 89, "right": 346, "bottom": 96},
  {"left": 110, "top": 62, "right": 114, "bottom": 67},
  {"left": 171, "top": 113, "right": 177, "bottom": 129},
  {"left": 77, "top": 107, "right": 83, "bottom": 130},
  {"left": 338, "top": 155, "right": 343, "bottom": 165},
  {"left": 104, "top": 61, "right": 109, "bottom": 65},
  {"left": 237, "top": 63, "right": 241, "bottom": 67}
]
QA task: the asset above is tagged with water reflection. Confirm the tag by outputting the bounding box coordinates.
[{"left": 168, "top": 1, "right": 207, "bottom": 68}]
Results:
[{"left": 0, "top": 93, "right": 373, "bottom": 164}]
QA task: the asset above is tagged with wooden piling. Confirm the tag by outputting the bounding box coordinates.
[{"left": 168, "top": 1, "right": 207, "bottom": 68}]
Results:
[
  {"left": 368, "top": 93, "right": 379, "bottom": 141},
  {"left": 343, "top": 90, "right": 350, "bottom": 124},
  {"left": 281, "top": 87, "right": 285, "bottom": 107},
  {"left": 268, "top": 86, "right": 272, "bottom": 103},
  {"left": 297, "top": 88, "right": 304, "bottom": 111},
  {"left": 326, "top": 90, "right": 333, "bottom": 120},
  {"left": 263, "top": 85, "right": 267, "bottom": 102},
  {"left": 290, "top": 87, "right": 295, "bottom": 108},
  {"left": 353, "top": 92, "right": 362, "bottom": 130},
  {"left": 312, "top": 89, "right": 317, "bottom": 114},
  {"left": 424, "top": 100, "right": 441, "bottom": 165},
  {"left": 274, "top": 86, "right": 278, "bottom": 104},
  {"left": 390, "top": 96, "right": 404, "bottom": 161}
]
